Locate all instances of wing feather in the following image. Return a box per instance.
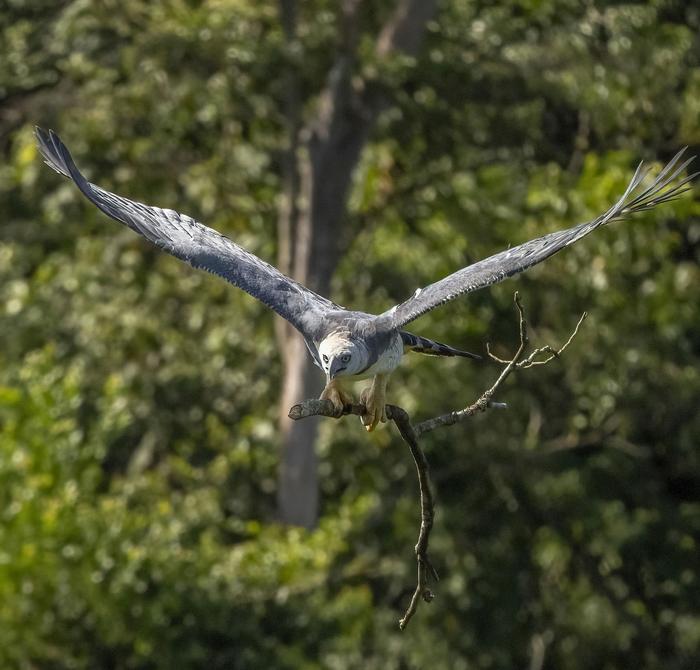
[380,150,696,329]
[36,128,339,337]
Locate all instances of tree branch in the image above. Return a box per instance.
[287,292,587,629]
[388,405,439,630]
[415,294,586,436]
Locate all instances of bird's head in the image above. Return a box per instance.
[318,333,366,380]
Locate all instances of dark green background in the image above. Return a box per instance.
[1,0,698,667]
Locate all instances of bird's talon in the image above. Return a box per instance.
[358,376,388,432]
[363,411,381,432]
[320,380,353,417]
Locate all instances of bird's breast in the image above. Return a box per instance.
[353,332,403,379]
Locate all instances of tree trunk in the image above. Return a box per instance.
[276,0,437,527]
[276,131,364,527]
[277,336,321,528]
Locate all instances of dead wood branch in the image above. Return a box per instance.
[287,292,587,629]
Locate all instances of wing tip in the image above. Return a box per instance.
[35,126,92,197]
[35,125,70,178]
[606,146,697,220]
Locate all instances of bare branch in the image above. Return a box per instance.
[288,398,364,420]
[287,292,587,629]
[288,400,439,629]
[518,311,587,369]
[388,406,439,630]
[415,292,529,436]
[486,307,587,369]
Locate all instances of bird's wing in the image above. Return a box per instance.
[379,150,696,329]
[36,128,339,338]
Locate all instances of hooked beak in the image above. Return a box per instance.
[328,358,347,380]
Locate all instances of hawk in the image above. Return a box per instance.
[36,128,695,430]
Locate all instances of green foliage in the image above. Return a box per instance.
[1,0,699,668]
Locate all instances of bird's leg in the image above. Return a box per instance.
[319,379,354,415]
[359,374,389,432]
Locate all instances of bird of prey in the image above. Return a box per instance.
[36,128,696,431]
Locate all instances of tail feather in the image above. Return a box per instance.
[400,331,481,360]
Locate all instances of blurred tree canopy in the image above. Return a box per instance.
[0,0,699,668]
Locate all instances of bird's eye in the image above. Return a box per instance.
[341,354,351,363]
[322,354,329,364]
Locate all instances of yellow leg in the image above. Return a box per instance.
[359,374,389,432]
[320,379,354,414]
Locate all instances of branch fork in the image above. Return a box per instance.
[288,292,587,630]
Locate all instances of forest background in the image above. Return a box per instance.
[1,0,699,668]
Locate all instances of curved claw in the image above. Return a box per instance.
[360,375,389,432]
[320,380,354,416]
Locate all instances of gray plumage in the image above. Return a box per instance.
[35,128,337,339]
[377,151,697,329]
[36,127,696,430]
[400,331,479,358]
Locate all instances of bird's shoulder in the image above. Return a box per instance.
[315,310,376,339]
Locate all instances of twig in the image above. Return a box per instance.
[288,399,439,629]
[415,292,538,436]
[287,291,587,630]
[486,306,587,370]
[518,311,587,369]
[287,398,364,420]
[387,406,439,630]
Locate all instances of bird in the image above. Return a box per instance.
[35,128,696,431]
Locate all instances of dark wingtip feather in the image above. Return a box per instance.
[35,127,94,202]
[35,126,70,177]
[611,149,697,218]
[455,349,482,360]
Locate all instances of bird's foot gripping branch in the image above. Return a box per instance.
[288,292,587,631]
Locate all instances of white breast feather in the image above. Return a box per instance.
[357,333,403,379]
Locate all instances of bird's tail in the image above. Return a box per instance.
[400,331,481,360]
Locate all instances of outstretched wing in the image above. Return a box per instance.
[36,128,340,338]
[379,150,696,329]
